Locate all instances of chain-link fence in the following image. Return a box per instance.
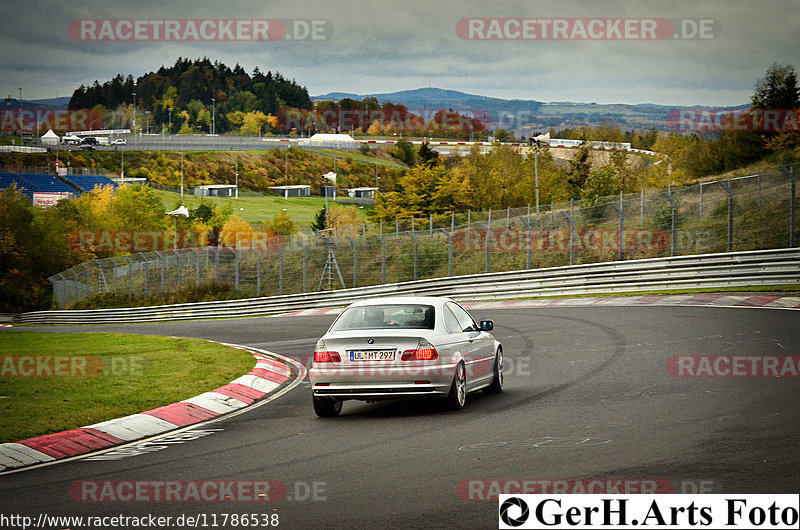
[49,163,799,308]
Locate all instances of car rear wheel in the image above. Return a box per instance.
[313,396,342,417]
[445,361,467,410]
[484,347,504,394]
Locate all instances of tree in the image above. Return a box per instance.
[311,207,327,231]
[417,141,439,166]
[751,63,800,110]
[263,210,297,236]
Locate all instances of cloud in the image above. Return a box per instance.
[3,0,798,106]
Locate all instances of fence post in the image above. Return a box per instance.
[371,234,386,284]
[279,247,284,295]
[256,252,261,296]
[779,165,796,247]
[521,217,532,269]
[82,263,92,299]
[214,248,219,284]
[429,214,433,236]
[718,180,734,252]
[195,249,200,288]
[560,212,575,265]
[486,209,492,273]
[125,255,134,297]
[435,228,453,277]
[403,232,419,281]
[174,250,182,286]
[143,257,149,297]
[609,194,624,261]
[346,236,358,288]
[662,192,678,256]
[234,249,239,291]
[699,182,705,218]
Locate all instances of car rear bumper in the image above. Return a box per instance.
[309,362,456,400]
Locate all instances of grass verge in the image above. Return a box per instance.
[0,332,256,443]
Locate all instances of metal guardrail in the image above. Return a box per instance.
[19,248,800,325]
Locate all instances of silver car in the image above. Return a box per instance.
[309,296,503,417]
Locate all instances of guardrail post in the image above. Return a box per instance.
[718,181,734,252]
[779,165,796,247]
[371,234,386,284]
[560,212,575,265]
[662,192,678,256]
[346,236,358,288]
[435,228,453,277]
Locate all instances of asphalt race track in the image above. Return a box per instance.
[2,305,799,529]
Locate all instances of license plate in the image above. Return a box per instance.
[349,350,396,361]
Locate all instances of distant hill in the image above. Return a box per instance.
[313,87,750,133]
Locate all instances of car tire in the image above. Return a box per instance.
[313,397,342,417]
[444,361,467,410]
[484,347,504,394]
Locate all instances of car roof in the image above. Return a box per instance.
[346,296,454,309]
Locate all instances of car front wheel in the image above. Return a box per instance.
[484,347,503,394]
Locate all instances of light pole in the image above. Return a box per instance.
[337,104,341,134]
[145,110,150,135]
[211,97,215,135]
[132,91,136,136]
[17,87,22,145]
[168,107,172,135]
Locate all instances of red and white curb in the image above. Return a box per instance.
[272,294,800,318]
[460,294,800,311]
[0,342,303,472]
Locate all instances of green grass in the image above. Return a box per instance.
[0,332,258,443]
[315,149,408,168]
[151,188,366,227]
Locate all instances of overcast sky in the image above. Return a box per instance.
[2,0,797,107]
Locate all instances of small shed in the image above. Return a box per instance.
[346,187,379,199]
[270,185,311,198]
[193,184,238,197]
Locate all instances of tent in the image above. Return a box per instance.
[40,129,60,146]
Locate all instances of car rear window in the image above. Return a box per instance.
[330,304,435,331]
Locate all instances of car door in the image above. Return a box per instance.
[446,302,494,390]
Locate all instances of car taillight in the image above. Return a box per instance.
[401,338,439,361]
[313,339,340,363]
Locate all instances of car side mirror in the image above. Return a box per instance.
[480,320,493,331]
